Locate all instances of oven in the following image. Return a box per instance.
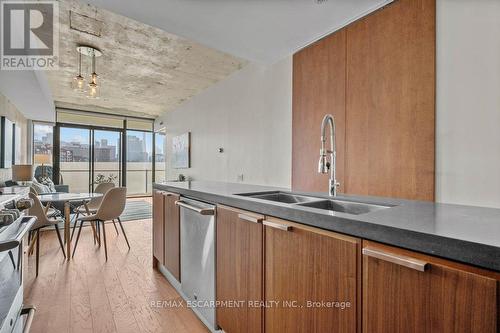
[0,211,36,333]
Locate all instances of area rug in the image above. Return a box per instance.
[55,200,152,232]
[119,199,152,222]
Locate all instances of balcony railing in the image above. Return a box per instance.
[57,162,165,196]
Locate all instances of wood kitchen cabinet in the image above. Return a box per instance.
[264,217,360,333]
[164,191,180,281]
[152,190,165,267]
[362,241,498,333]
[216,205,264,333]
[152,190,181,281]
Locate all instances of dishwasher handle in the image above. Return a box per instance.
[175,200,215,216]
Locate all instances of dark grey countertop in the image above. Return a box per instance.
[154,181,500,272]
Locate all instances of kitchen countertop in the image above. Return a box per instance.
[154,181,500,272]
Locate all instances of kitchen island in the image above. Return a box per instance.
[153,181,499,333]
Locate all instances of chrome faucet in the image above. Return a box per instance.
[318,114,340,196]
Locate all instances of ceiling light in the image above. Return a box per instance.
[87,53,100,99]
[72,53,86,92]
[74,45,103,99]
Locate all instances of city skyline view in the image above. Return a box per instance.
[34,126,165,163]
[33,124,166,195]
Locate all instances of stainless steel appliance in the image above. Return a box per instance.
[0,199,36,333]
[176,198,217,332]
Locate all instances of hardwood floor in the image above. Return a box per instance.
[24,218,209,333]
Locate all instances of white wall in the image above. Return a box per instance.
[159,57,292,187]
[0,93,29,184]
[436,0,500,208]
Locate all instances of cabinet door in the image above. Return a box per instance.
[164,192,180,281]
[264,217,360,333]
[152,190,165,266]
[216,205,264,333]
[362,241,498,333]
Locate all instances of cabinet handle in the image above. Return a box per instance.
[20,305,36,333]
[263,220,292,231]
[362,247,428,272]
[164,193,174,197]
[238,214,263,224]
[175,200,215,216]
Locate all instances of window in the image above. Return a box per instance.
[33,123,54,179]
[126,130,153,195]
[155,132,166,183]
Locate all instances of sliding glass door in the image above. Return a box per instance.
[93,130,122,190]
[53,116,157,196]
[59,127,91,193]
[154,131,166,183]
[126,130,152,195]
[56,125,122,193]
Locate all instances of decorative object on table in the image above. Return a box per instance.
[172,132,190,169]
[15,198,33,211]
[0,117,14,168]
[178,174,186,181]
[93,173,118,185]
[12,164,33,186]
[4,180,18,187]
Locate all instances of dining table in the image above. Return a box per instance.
[37,192,103,260]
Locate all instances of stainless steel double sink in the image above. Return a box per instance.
[237,191,393,215]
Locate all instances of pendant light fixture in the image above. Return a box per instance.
[72,52,86,92]
[87,51,100,99]
[74,45,103,99]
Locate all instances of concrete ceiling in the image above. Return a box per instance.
[83,0,393,64]
[46,0,247,118]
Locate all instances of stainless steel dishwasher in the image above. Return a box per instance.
[175,197,217,332]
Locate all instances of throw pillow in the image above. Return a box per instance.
[31,180,51,194]
[39,176,56,192]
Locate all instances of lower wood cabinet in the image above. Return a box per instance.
[164,192,180,282]
[210,203,499,333]
[152,190,181,282]
[216,205,264,333]
[264,217,360,333]
[152,190,165,266]
[362,241,498,333]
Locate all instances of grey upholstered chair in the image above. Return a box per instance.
[72,187,129,261]
[28,192,66,276]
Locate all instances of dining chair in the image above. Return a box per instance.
[27,192,66,276]
[70,182,116,241]
[72,187,129,261]
[29,187,60,218]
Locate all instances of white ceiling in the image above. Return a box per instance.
[83,0,393,64]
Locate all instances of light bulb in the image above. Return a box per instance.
[87,73,100,99]
[72,74,86,92]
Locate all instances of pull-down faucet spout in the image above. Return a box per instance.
[318,114,340,196]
